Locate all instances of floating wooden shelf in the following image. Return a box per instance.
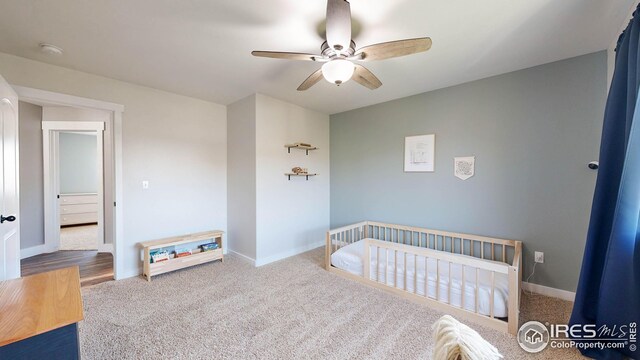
[285,143,318,155]
[285,173,317,180]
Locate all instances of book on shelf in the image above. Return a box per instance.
[175,248,192,258]
[150,250,170,263]
[200,242,219,252]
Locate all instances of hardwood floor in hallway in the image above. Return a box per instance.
[21,251,114,287]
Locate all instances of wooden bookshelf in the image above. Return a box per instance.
[139,230,224,281]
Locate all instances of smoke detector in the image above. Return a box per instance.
[39,43,63,55]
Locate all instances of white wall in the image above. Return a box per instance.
[0,52,227,278]
[255,94,330,265]
[226,94,330,265]
[227,94,257,260]
[18,101,44,250]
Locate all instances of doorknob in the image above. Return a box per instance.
[0,215,16,223]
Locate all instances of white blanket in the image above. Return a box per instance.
[330,239,510,317]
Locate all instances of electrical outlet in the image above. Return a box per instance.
[142,180,149,190]
[534,251,544,264]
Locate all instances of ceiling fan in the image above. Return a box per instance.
[251,0,432,91]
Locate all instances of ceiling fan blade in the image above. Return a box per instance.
[297,69,324,91]
[251,51,319,61]
[355,37,432,61]
[352,64,382,90]
[326,0,352,52]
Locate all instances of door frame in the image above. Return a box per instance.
[43,122,105,252]
[14,86,126,280]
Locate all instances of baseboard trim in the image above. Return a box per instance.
[227,249,256,265]
[97,243,114,253]
[523,282,575,302]
[20,244,53,259]
[255,241,324,267]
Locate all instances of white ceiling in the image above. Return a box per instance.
[0,0,635,114]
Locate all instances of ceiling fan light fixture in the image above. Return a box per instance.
[321,59,355,85]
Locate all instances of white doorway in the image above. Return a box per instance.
[0,75,20,281]
[15,86,125,280]
[43,123,105,252]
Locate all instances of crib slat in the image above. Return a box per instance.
[376,247,380,282]
[475,268,479,313]
[386,247,389,285]
[448,262,452,304]
[393,250,397,288]
[436,259,440,301]
[404,252,407,291]
[461,265,466,310]
[424,256,429,298]
[490,271,495,319]
[414,254,417,294]
[492,242,495,261]
[364,243,370,280]
[502,244,506,263]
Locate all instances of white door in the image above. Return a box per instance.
[0,75,20,281]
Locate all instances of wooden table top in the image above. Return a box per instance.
[0,267,84,347]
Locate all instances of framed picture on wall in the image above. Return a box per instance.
[404,134,435,172]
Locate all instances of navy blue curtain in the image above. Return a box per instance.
[569,5,640,360]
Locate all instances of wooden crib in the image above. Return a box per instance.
[326,221,522,335]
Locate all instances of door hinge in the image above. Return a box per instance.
[114,202,117,207]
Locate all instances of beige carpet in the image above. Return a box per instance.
[60,224,98,250]
[80,248,584,359]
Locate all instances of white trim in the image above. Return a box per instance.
[43,121,104,131]
[14,85,125,280]
[42,122,105,253]
[254,241,325,267]
[522,282,575,302]
[20,244,51,259]
[227,249,256,265]
[113,111,124,279]
[97,243,114,253]
[13,85,124,112]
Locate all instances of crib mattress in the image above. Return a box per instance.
[330,239,510,317]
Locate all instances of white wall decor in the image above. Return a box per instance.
[404,134,435,172]
[454,156,475,180]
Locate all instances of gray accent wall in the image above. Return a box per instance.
[330,51,607,292]
[18,101,44,249]
[59,132,98,194]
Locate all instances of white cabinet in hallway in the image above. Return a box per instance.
[59,193,98,226]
